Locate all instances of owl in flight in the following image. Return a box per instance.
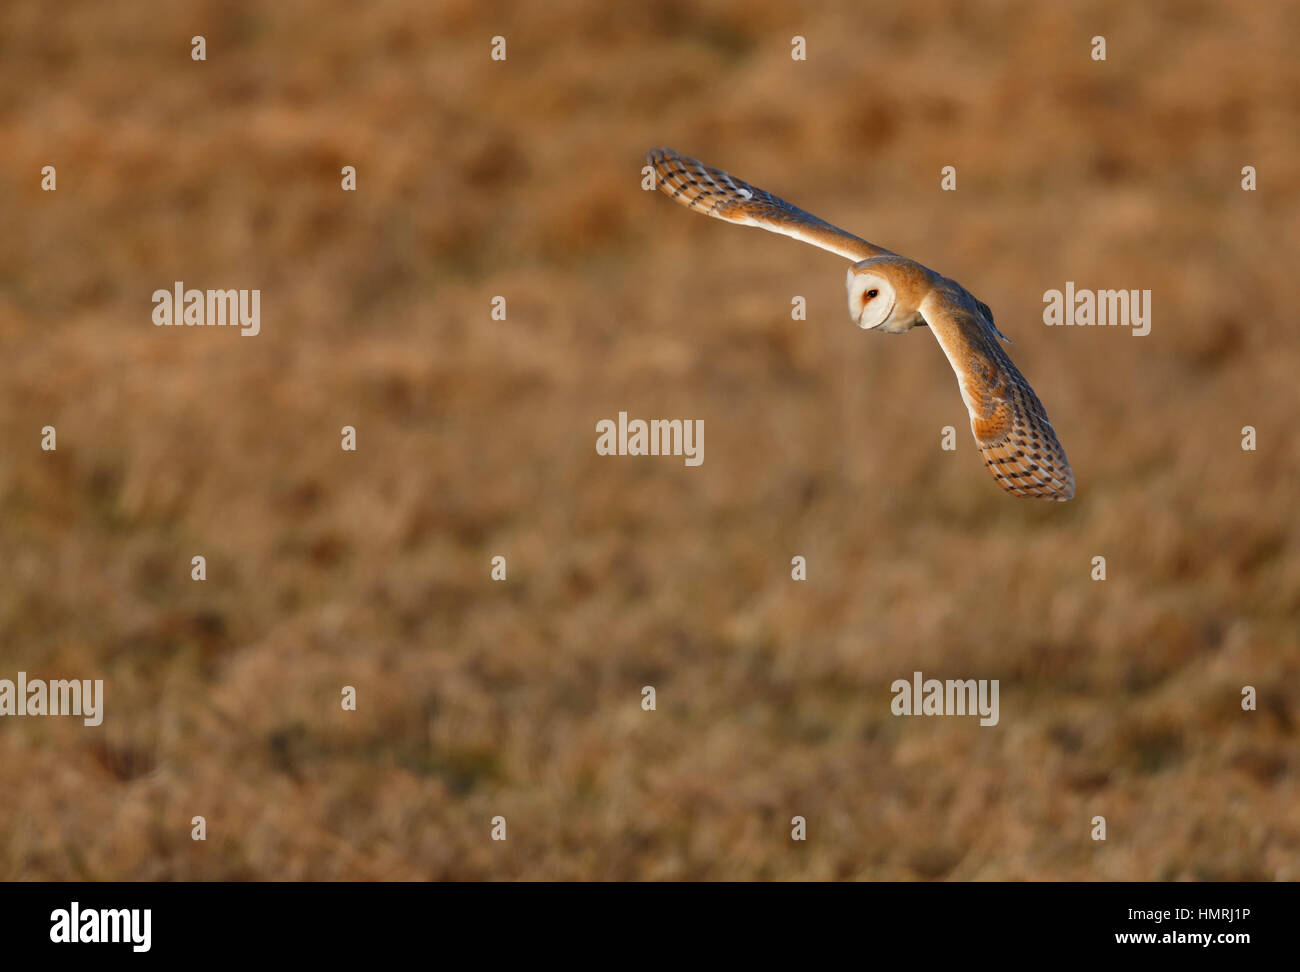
[646,148,1075,501]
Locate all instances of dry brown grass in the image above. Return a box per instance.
[0,0,1297,880]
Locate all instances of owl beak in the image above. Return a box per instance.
[847,270,876,328]
[847,274,866,327]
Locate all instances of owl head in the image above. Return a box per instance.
[846,257,932,334]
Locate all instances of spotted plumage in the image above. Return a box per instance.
[647,147,1074,501]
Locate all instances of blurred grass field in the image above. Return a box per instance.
[0,0,1297,879]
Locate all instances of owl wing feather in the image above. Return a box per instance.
[647,148,892,263]
[921,286,1075,500]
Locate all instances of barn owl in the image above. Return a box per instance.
[646,148,1075,501]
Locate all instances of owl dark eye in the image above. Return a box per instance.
[866,289,879,299]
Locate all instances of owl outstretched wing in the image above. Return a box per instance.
[921,287,1075,500]
[646,148,892,263]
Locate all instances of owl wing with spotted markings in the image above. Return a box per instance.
[646,148,894,263]
[921,286,1075,500]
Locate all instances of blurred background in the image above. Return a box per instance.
[1,0,1297,879]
